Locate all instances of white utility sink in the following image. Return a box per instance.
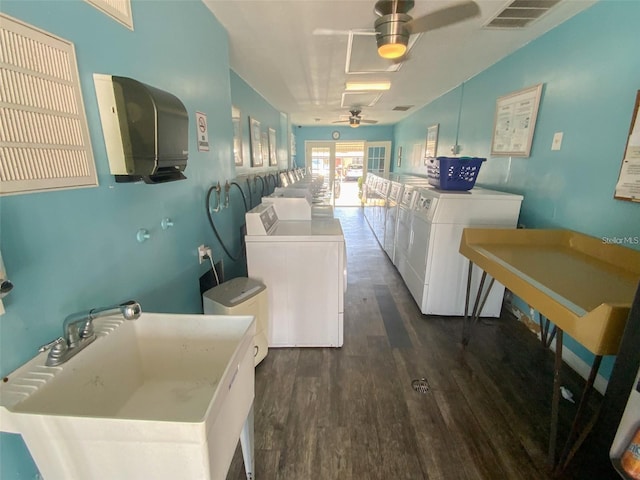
[0,313,256,480]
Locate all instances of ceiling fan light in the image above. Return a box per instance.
[349,123,360,128]
[375,13,411,60]
[378,42,407,59]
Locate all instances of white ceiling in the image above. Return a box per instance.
[203,0,595,126]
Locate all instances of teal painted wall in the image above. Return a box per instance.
[0,1,263,477]
[292,125,395,168]
[393,0,640,380]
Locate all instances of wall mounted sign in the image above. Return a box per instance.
[232,106,243,166]
[268,128,277,166]
[424,123,439,164]
[614,90,640,202]
[249,116,263,167]
[261,131,269,168]
[196,111,209,152]
[491,83,543,157]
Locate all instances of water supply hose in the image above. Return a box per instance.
[206,184,241,262]
[229,181,249,212]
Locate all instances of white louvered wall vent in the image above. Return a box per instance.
[0,14,98,196]
[84,0,134,30]
[484,0,562,29]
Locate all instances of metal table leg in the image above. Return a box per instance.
[240,402,255,480]
[462,260,495,346]
[555,355,603,475]
[548,328,564,466]
[538,314,557,348]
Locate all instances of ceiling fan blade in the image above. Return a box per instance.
[361,119,378,124]
[312,28,352,36]
[332,120,349,124]
[405,1,480,34]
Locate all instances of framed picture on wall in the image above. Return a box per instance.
[424,124,439,165]
[490,83,543,157]
[268,127,277,166]
[261,131,269,168]
[249,116,263,167]
[232,106,243,166]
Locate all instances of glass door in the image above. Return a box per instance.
[335,141,365,207]
[364,141,392,178]
[305,141,336,204]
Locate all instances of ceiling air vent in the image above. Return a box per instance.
[393,106,413,111]
[484,0,562,29]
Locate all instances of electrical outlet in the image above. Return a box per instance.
[198,245,208,264]
[551,132,563,151]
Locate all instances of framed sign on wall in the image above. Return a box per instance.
[614,90,640,202]
[491,83,543,157]
[232,106,243,166]
[268,127,277,166]
[249,116,263,167]
[424,124,439,165]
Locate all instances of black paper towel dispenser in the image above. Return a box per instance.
[94,74,189,184]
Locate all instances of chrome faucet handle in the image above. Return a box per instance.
[38,337,66,352]
[38,337,68,366]
[79,320,94,339]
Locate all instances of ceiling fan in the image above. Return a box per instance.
[314,1,480,61]
[374,0,480,59]
[333,109,378,128]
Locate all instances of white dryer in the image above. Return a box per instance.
[404,187,523,317]
[245,204,346,347]
[382,180,404,262]
[394,184,418,277]
[371,177,391,245]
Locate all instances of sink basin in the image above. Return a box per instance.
[0,313,256,480]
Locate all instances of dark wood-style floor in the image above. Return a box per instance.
[227,207,608,480]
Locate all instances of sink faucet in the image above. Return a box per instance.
[39,301,141,366]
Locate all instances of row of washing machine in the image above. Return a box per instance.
[363,173,523,317]
[244,170,346,348]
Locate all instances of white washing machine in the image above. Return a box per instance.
[362,173,376,205]
[363,174,380,225]
[404,186,523,317]
[203,277,269,366]
[394,184,418,277]
[370,176,391,245]
[262,191,333,220]
[245,204,346,347]
[382,180,404,262]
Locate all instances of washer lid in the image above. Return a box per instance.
[203,277,266,307]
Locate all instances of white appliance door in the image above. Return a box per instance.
[247,240,342,347]
[384,205,398,260]
[395,206,412,269]
[404,215,431,305]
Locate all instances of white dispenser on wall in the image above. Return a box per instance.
[203,277,269,366]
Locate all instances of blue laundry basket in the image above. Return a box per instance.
[427,156,485,191]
